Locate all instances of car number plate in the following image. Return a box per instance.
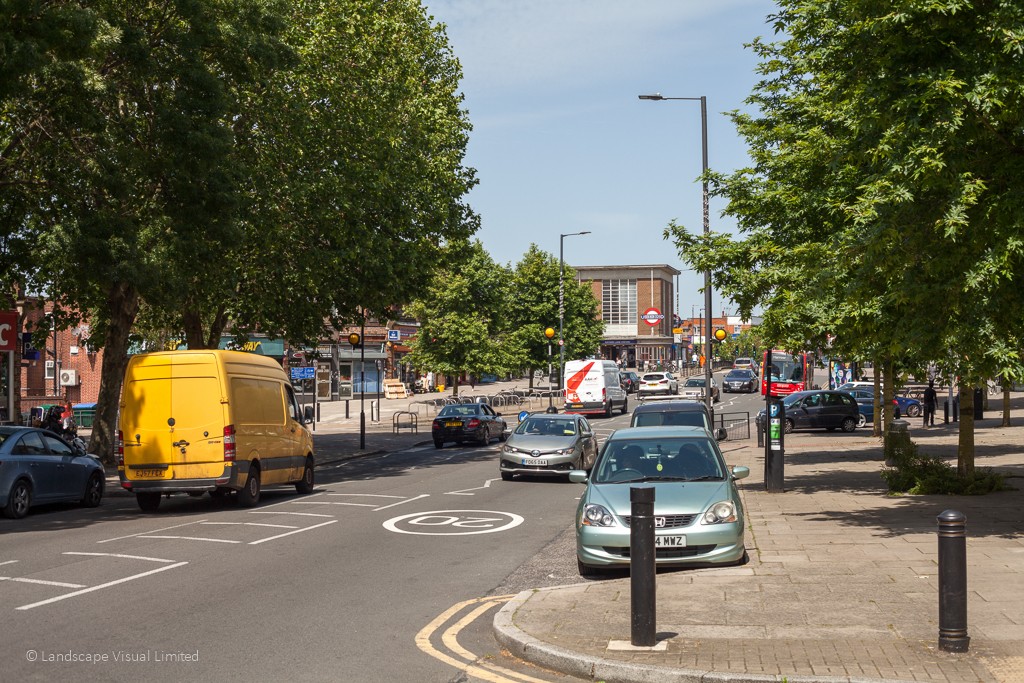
[445,421,462,427]
[135,469,165,478]
[654,535,686,547]
[525,459,548,466]
[568,403,583,409]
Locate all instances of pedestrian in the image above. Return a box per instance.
[923,380,937,427]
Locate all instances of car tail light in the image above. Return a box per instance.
[116,430,124,467]
[223,425,236,462]
[432,420,440,430]
[467,418,480,429]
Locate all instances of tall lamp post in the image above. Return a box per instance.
[559,231,591,387]
[544,327,557,413]
[639,93,713,416]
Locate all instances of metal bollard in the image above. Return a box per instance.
[757,418,764,448]
[630,485,656,647]
[937,510,970,652]
[346,400,350,419]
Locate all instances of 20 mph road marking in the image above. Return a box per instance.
[383,510,524,536]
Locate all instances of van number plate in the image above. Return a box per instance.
[135,469,165,478]
[654,536,686,547]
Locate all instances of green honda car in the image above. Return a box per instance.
[570,426,749,577]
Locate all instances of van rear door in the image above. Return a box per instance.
[120,354,226,482]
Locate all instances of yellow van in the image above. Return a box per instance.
[117,350,315,512]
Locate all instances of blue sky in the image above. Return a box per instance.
[422,0,780,318]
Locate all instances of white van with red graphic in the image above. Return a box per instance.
[563,359,629,417]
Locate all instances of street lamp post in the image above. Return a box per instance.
[348,328,364,450]
[639,93,713,416]
[559,231,591,390]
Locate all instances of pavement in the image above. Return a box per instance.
[100,377,1024,682]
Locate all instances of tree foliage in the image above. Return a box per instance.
[665,0,1024,475]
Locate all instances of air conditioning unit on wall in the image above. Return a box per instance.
[59,369,79,386]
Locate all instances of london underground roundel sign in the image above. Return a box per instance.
[640,308,664,326]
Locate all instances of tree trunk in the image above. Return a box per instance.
[1002,385,1011,428]
[882,358,895,434]
[872,360,882,437]
[89,282,140,465]
[957,387,975,479]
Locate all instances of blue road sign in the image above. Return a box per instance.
[291,366,315,380]
[387,330,400,342]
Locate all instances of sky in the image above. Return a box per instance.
[421,0,781,320]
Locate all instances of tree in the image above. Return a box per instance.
[404,241,515,396]
[504,245,604,385]
[667,0,1024,478]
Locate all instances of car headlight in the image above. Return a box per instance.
[502,445,518,454]
[553,445,577,455]
[581,504,616,527]
[702,501,737,524]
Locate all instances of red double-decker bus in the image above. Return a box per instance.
[761,350,813,396]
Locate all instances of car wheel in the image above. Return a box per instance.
[621,397,628,415]
[237,465,261,507]
[296,457,315,494]
[604,401,613,418]
[498,429,508,442]
[841,416,857,432]
[907,404,921,418]
[434,439,444,449]
[577,558,609,579]
[136,492,161,513]
[3,480,32,519]
[857,413,867,428]
[479,429,490,446]
[81,472,103,508]
[784,418,794,434]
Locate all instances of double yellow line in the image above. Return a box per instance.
[416,595,554,683]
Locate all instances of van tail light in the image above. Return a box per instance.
[467,418,481,429]
[223,425,236,462]
[116,430,124,467]
[602,388,607,400]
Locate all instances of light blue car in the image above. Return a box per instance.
[569,426,749,577]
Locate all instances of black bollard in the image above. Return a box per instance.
[937,510,970,652]
[630,485,656,647]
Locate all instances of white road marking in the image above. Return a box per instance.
[383,510,524,536]
[248,511,334,518]
[248,520,338,545]
[291,501,376,507]
[1,577,87,589]
[325,493,406,498]
[373,494,429,511]
[98,520,205,544]
[0,560,18,567]
[17,562,189,611]
[446,479,501,496]
[197,528,299,532]
[63,552,177,564]
[252,492,325,509]
[138,535,241,544]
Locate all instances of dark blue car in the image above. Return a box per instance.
[1,426,104,519]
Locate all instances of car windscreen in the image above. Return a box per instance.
[593,438,723,483]
[684,378,704,386]
[725,371,751,379]
[515,417,576,435]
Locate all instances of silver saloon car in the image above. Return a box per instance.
[570,426,749,576]
[499,413,598,481]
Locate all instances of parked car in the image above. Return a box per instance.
[842,387,919,418]
[755,389,860,433]
[570,426,749,576]
[637,372,679,397]
[1,426,105,519]
[629,401,725,441]
[619,371,641,394]
[499,413,598,481]
[722,368,758,393]
[432,403,508,448]
[679,376,720,403]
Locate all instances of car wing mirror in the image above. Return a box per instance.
[568,470,589,484]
